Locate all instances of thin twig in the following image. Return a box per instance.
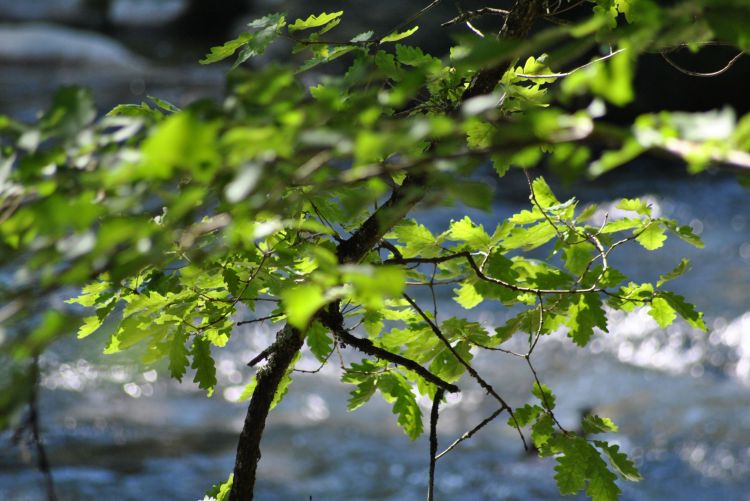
[516,48,626,79]
[661,50,744,77]
[309,200,345,241]
[442,7,509,27]
[380,0,442,42]
[548,0,588,16]
[402,293,527,449]
[387,252,603,295]
[30,356,57,501]
[527,293,546,355]
[406,278,465,286]
[427,388,444,501]
[294,345,336,374]
[430,264,439,321]
[525,356,567,433]
[436,407,505,460]
[237,313,283,327]
[203,253,269,329]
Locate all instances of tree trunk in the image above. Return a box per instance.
[228,326,303,501]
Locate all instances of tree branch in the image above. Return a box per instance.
[231,3,556,496]
[402,293,527,449]
[427,388,444,501]
[229,325,304,501]
[318,307,459,393]
[30,356,57,501]
[231,171,433,499]
[435,407,505,460]
[462,0,545,100]
[442,7,509,27]
[337,173,428,263]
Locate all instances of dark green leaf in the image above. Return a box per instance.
[191,336,217,397]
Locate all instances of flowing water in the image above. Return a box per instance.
[1,9,750,501]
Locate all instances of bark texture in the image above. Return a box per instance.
[228,326,303,501]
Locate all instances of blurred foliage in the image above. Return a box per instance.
[1,1,749,499]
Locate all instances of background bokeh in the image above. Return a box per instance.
[2,2,750,499]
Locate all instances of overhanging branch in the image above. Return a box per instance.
[318,307,460,393]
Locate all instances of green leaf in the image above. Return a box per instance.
[238,377,258,402]
[391,219,441,257]
[77,315,104,339]
[454,282,484,309]
[532,382,557,410]
[351,31,374,43]
[395,44,439,67]
[200,32,253,64]
[148,95,180,113]
[307,321,333,362]
[648,296,677,328]
[553,435,621,500]
[530,176,560,209]
[288,11,343,32]
[494,310,538,342]
[587,467,621,501]
[104,316,151,354]
[441,317,491,345]
[270,352,300,410]
[41,86,96,140]
[660,291,707,331]
[168,328,190,382]
[657,258,690,287]
[617,198,651,216]
[502,221,558,251]
[511,404,542,427]
[66,281,111,307]
[377,373,423,439]
[348,377,377,411]
[140,112,220,179]
[429,340,472,383]
[446,181,493,210]
[204,327,231,348]
[663,220,704,248]
[589,139,645,176]
[281,283,329,329]
[554,438,588,494]
[191,336,217,397]
[599,218,643,234]
[380,26,419,43]
[567,293,608,346]
[374,51,403,80]
[595,440,643,482]
[205,473,234,501]
[531,413,555,448]
[200,14,285,67]
[582,415,619,434]
[636,223,666,250]
[491,153,511,177]
[343,265,405,310]
[563,242,596,276]
[362,310,384,337]
[447,216,491,248]
[465,120,493,149]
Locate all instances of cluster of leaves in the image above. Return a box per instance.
[1,1,749,499]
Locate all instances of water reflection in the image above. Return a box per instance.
[2,8,750,499]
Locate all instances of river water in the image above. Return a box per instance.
[1,12,750,501]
